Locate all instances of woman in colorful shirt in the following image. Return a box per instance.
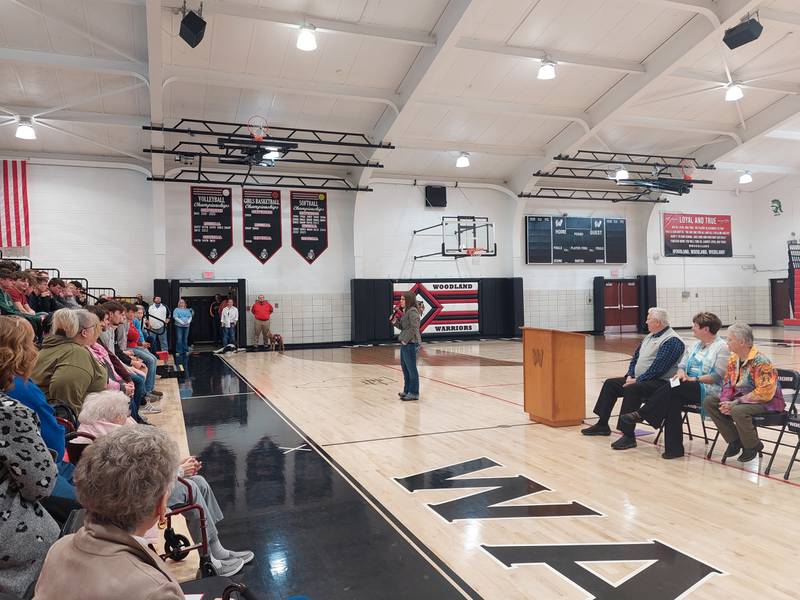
[703,322,783,462]
[622,312,729,459]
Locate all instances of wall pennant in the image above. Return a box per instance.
[242,188,282,263]
[290,190,328,264]
[190,186,233,264]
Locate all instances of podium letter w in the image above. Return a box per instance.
[395,458,600,522]
[531,348,544,367]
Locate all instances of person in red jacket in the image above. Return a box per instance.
[251,294,274,350]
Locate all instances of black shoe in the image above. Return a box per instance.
[611,435,637,450]
[401,394,419,401]
[737,442,764,462]
[581,423,611,436]
[662,450,685,459]
[723,440,742,458]
[398,392,407,398]
[620,411,644,425]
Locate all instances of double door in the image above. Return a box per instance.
[603,279,639,333]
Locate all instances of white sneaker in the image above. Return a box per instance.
[210,555,244,577]
[213,347,226,354]
[222,549,254,564]
[141,404,162,414]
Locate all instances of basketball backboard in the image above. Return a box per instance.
[442,216,496,257]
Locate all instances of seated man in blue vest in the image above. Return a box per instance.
[582,307,685,450]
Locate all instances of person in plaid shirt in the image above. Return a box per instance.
[703,322,783,462]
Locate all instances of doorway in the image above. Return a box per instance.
[603,279,639,334]
[770,278,791,325]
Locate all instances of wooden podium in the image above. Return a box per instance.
[522,327,585,427]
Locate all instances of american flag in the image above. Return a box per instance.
[1,160,30,247]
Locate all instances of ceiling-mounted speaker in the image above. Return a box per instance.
[723,18,763,50]
[425,185,447,207]
[180,10,207,48]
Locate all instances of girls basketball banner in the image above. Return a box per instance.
[393,281,479,336]
[663,212,732,257]
[291,191,328,264]
[190,186,233,263]
[242,188,282,263]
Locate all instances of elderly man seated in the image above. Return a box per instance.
[582,307,685,450]
[703,322,784,462]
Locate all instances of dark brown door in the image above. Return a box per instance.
[771,278,791,325]
[604,281,622,333]
[620,280,639,332]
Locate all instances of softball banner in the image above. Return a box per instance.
[393,281,479,336]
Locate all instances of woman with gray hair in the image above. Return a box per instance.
[33,426,184,599]
[74,391,253,577]
[30,308,108,415]
[703,322,784,462]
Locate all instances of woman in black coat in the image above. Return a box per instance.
[391,291,422,401]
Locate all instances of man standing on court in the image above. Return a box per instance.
[217,298,240,352]
[251,294,274,350]
[581,307,685,450]
[147,296,170,352]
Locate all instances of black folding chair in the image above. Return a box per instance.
[786,413,800,480]
[653,402,710,445]
[706,368,800,474]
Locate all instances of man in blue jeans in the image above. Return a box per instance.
[147,296,170,352]
[215,298,241,353]
[128,304,158,396]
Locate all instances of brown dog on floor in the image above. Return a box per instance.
[268,333,285,352]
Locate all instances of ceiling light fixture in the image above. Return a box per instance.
[15,117,36,140]
[725,83,744,102]
[297,25,317,51]
[537,59,557,80]
[263,147,281,161]
[614,167,629,181]
[738,171,752,184]
[456,152,470,168]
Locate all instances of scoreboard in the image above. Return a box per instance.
[526,216,627,264]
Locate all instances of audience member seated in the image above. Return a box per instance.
[31,308,108,415]
[83,305,147,424]
[703,322,784,462]
[0,317,59,599]
[621,312,729,459]
[0,270,46,335]
[582,307,685,450]
[126,303,159,398]
[33,426,185,600]
[75,391,253,577]
[28,274,55,313]
[46,278,73,310]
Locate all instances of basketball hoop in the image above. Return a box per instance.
[679,159,695,182]
[247,115,269,142]
[464,247,486,265]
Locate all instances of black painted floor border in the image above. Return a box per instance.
[217,355,484,600]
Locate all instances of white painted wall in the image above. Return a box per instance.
[749,175,800,286]
[354,183,515,279]
[25,164,155,296]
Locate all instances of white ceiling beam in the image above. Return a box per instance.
[0,48,148,82]
[508,0,762,193]
[1,106,148,127]
[715,161,799,174]
[162,65,401,112]
[414,95,589,127]
[8,0,142,63]
[455,38,646,74]
[35,121,147,164]
[632,0,721,24]
[614,115,742,143]
[0,151,151,174]
[672,67,800,95]
[759,8,800,27]
[392,137,544,157]
[764,129,800,141]
[161,0,435,47]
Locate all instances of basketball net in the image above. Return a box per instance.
[247,115,269,142]
[678,159,695,181]
[465,247,486,266]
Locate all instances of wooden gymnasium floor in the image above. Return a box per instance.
[178,326,799,599]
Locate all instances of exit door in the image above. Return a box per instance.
[603,280,639,334]
[770,278,791,325]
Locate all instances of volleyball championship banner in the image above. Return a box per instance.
[663,212,732,257]
[190,186,232,263]
[242,188,282,263]
[393,281,479,336]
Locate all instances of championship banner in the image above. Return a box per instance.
[242,188,282,263]
[190,186,232,263]
[393,281,479,336]
[290,190,328,264]
[663,212,732,257]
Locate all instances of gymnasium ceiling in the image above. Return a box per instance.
[1,0,799,193]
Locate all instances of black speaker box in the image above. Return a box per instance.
[425,185,447,207]
[723,18,763,50]
[180,11,207,48]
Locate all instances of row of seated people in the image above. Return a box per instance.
[582,308,785,461]
[0,315,252,599]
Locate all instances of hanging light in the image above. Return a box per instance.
[537,59,557,80]
[725,83,743,102]
[456,152,470,168]
[296,25,317,51]
[15,117,36,140]
[738,171,752,184]
[263,147,281,160]
[614,167,629,181]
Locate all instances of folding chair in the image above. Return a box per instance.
[786,413,800,480]
[706,368,800,474]
[653,402,710,445]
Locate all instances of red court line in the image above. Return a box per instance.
[383,364,524,407]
